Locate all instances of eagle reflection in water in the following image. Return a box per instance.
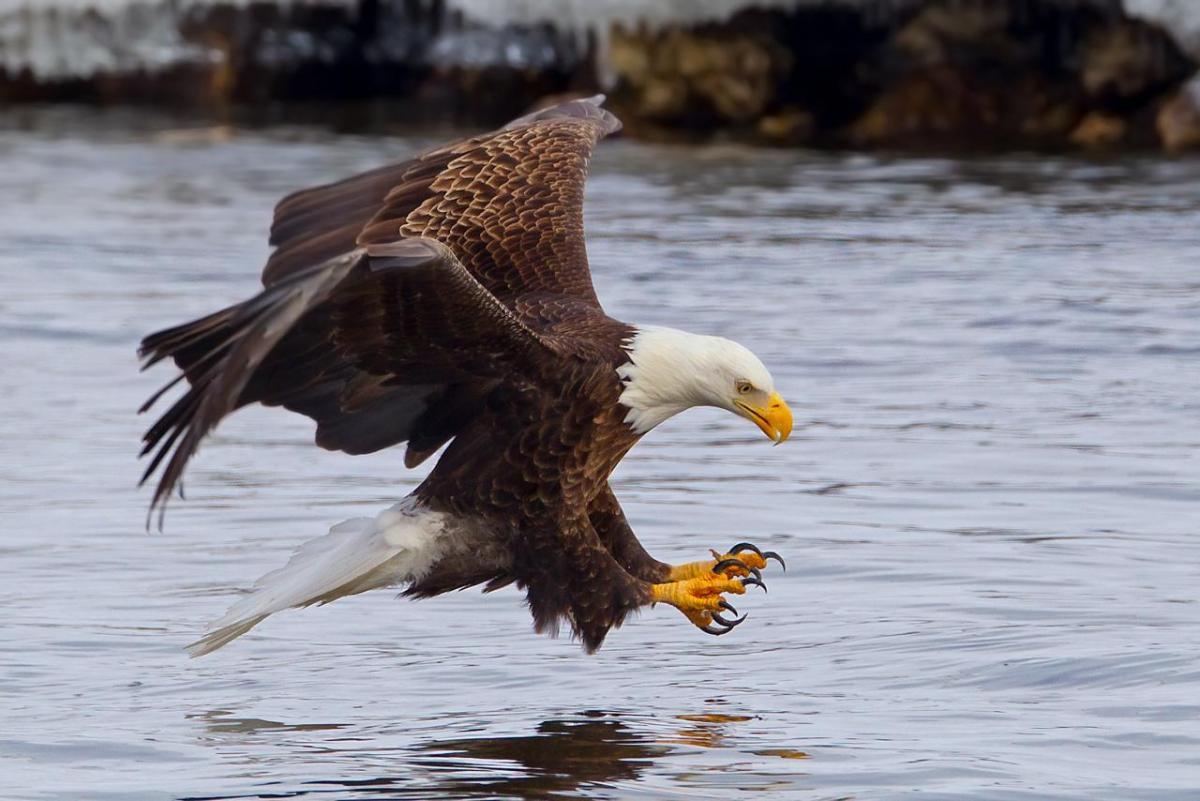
[410,715,669,798]
[184,709,798,799]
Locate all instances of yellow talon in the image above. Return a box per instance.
[650,575,749,635]
[667,549,769,582]
[651,575,746,608]
[652,543,783,635]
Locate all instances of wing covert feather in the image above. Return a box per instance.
[266,96,621,313]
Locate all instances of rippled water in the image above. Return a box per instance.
[2,106,1199,800]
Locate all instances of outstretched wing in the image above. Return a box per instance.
[264,95,621,309]
[139,97,623,516]
[139,238,556,516]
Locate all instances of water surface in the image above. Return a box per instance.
[1,107,1198,800]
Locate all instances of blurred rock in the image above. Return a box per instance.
[1070,110,1128,146]
[611,25,787,126]
[0,0,1196,150]
[757,107,815,144]
[848,69,972,146]
[1079,16,1192,104]
[1156,76,1200,151]
[845,0,1191,148]
[889,4,1022,68]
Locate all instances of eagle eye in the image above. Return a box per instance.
[736,380,754,395]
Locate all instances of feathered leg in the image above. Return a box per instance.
[588,488,672,582]
[517,514,652,653]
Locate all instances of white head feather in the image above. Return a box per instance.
[616,326,777,435]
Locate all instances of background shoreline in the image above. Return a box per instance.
[3,0,1200,151]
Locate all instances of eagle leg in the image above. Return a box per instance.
[665,541,785,588]
[648,574,753,634]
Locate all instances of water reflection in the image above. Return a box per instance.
[191,710,349,735]
[184,712,671,800]
[668,712,752,748]
[180,711,815,800]
[410,714,669,798]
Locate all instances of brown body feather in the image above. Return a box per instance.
[139,97,664,651]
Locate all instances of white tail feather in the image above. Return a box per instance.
[187,499,447,657]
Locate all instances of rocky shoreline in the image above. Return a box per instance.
[2,0,1198,150]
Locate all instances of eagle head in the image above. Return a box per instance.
[617,326,793,443]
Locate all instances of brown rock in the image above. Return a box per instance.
[1070,111,1127,148]
[757,108,814,144]
[844,0,1193,149]
[610,24,786,125]
[1020,93,1084,140]
[639,77,689,120]
[1079,19,1193,105]
[847,68,992,146]
[891,4,1018,67]
[845,3,1063,148]
[1157,79,1200,152]
[608,26,651,83]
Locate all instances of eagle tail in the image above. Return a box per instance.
[187,499,446,657]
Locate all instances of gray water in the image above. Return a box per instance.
[1,106,1198,801]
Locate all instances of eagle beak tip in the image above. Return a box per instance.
[738,392,792,445]
[768,392,792,445]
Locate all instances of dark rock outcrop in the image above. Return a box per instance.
[608,0,1194,149]
[0,0,1195,150]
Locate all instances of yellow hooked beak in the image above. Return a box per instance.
[736,391,793,444]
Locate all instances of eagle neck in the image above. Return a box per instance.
[615,326,715,435]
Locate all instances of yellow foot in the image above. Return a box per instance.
[666,541,786,586]
[650,574,751,636]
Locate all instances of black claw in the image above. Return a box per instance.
[749,566,764,582]
[712,557,749,576]
[705,609,744,628]
[741,576,767,593]
[729,541,786,572]
[711,611,739,628]
[700,601,749,635]
[728,541,764,558]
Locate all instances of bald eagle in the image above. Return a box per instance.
[139,96,792,656]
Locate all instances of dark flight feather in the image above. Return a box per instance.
[139,238,559,514]
[140,98,620,513]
